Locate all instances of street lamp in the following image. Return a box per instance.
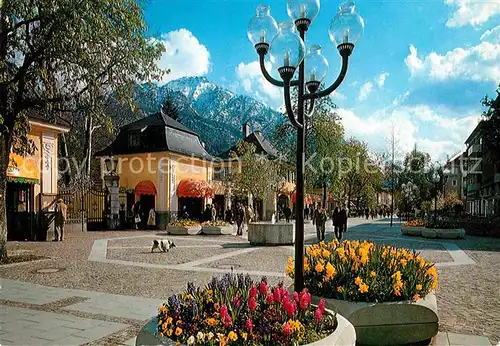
[431,170,440,224]
[248,0,364,292]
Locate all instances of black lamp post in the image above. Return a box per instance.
[248,0,364,292]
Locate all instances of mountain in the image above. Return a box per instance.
[133,77,283,155]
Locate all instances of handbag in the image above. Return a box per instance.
[135,215,141,223]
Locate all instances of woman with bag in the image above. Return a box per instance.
[133,201,141,230]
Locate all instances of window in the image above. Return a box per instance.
[128,133,140,147]
[452,180,457,187]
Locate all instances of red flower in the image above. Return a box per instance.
[315,307,323,321]
[259,281,267,296]
[248,297,257,311]
[318,298,326,313]
[273,287,282,303]
[246,318,254,332]
[281,288,290,302]
[266,292,274,304]
[249,285,258,299]
[299,290,311,310]
[283,322,291,335]
[220,305,229,318]
[283,299,296,317]
[224,315,232,327]
[293,291,299,303]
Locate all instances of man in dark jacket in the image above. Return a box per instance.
[235,203,245,235]
[340,204,348,237]
[283,206,292,223]
[332,204,341,241]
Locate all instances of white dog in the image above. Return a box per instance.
[151,239,176,253]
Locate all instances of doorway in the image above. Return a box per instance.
[178,197,203,221]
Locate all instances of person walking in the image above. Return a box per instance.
[133,201,141,229]
[246,204,254,230]
[236,203,246,236]
[283,205,291,223]
[314,203,326,242]
[340,204,348,236]
[147,207,156,230]
[211,204,217,221]
[332,204,342,241]
[203,205,211,223]
[54,198,67,241]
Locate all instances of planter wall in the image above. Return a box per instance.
[248,222,294,245]
[312,293,438,345]
[167,225,201,236]
[201,225,233,235]
[135,311,356,346]
[401,226,465,239]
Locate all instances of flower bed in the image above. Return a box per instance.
[168,220,201,236]
[402,219,465,239]
[201,221,233,235]
[286,240,439,344]
[137,274,356,345]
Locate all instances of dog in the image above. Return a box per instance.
[151,239,176,253]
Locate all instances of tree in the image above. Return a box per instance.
[230,140,286,219]
[161,95,179,121]
[274,89,344,192]
[0,0,165,261]
[481,85,500,164]
[401,147,432,208]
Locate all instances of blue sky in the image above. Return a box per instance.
[143,0,500,162]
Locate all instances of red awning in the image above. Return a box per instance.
[177,179,214,198]
[135,181,157,196]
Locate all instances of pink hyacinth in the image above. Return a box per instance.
[282,288,290,302]
[248,297,257,311]
[266,292,274,304]
[259,281,267,296]
[246,318,254,332]
[315,307,323,321]
[283,322,291,336]
[293,291,299,303]
[273,287,282,303]
[220,305,229,318]
[224,315,232,327]
[249,285,258,299]
[299,291,311,310]
[283,299,296,317]
[318,298,326,313]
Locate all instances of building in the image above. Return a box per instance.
[6,117,70,240]
[464,122,500,216]
[444,151,466,201]
[95,112,214,221]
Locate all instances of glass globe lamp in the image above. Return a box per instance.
[287,0,320,23]
[247,5,279,46]
[305,44,328,83]
[328,2,364,47]
[269,21,305,70]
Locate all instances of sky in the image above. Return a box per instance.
[143,0,500,162]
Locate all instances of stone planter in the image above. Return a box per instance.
[166,225,201,236]
[135,310,356,346]
[401,226,465,239]
[201,225,233,235]
[312,293,438,345]
[248,222,294,245]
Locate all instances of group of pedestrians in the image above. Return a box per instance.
[313,203,348,242]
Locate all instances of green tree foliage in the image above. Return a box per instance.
[400,148,432,208]
[0,0,165,261]
[481,85,500,164]
[161,96,179,121]
[230,140,286,206]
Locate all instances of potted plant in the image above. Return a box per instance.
[286,240,439,345]
[201,220,233,235]
[167,219,201,235]
[135,274,356,345]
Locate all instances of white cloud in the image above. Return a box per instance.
[376,73,389,87]
[392,91,410,106]
[404,41,500,82]
[480,24,500,43]
[358,82,373,101]
[235,60,282,107]
[337,105,480,162]
[155,29,210,83]
[445,0,500,28]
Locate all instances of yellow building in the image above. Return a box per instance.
[6,117,70,240]
[96,112,215,221]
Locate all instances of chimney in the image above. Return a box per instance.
[243,121,251,138]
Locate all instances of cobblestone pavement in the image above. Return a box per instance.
[1,218,498,345]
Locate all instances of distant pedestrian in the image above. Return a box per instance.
[236,204,245,235]
[211,204,217,221]
[133,201,141,229]
[304,206,309,220]
[147,208,156,229]
[340,204,348,235]
[225,208,233,223]
[332,204,342,241]
[54,198,67,241]
[283,206,291,223]
[246,204,254,229]
[203,205,211,222]
[314,203,326,242]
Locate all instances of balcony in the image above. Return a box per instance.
[467,144,482,156]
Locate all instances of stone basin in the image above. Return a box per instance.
[166,225,201,236]
[247,221,294,245]
[200,225,233,235]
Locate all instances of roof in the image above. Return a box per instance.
[464,121,485,144]
[95,112,213,160]
[28,116,71,133]
[218,130,280,160]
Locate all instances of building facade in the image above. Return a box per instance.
[6,118,70,240]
